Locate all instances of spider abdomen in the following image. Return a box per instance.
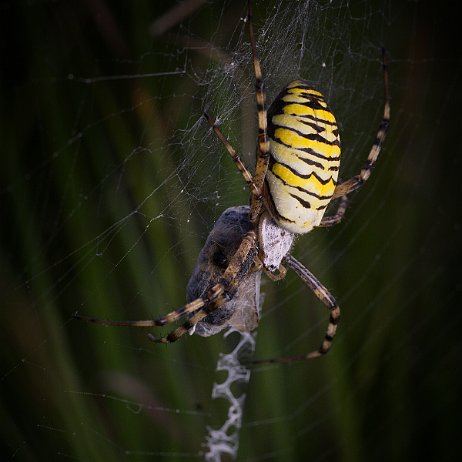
[266,80,341,234]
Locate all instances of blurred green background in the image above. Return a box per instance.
[1,0,460,461]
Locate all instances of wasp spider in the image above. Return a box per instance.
[75,0,390,364]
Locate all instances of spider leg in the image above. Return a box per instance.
[252,255,340,365]
[203,112,274,222]
[73,296,209,328]
[148,292,228,344]
[76,230,258,342]
[247,0,270,223]
[150,229,259,343]
[203,112,262,198]
[332,48,390,199]
[75,282,225,343]
[202,1,270,223]
[318,195,348,227]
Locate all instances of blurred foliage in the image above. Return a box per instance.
[0,1,460,461]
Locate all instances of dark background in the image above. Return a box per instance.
[1,0,461,461]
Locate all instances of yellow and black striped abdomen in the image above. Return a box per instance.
[266,80,340,234]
